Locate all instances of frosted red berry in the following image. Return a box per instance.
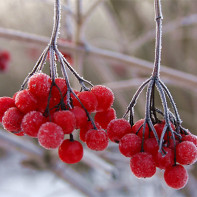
[53,110,76,134]
[58,139,83,164]
[2,107,24,132]
[28,73,52,97]
[95,108,116,129]
[164,165,188,189]
[176,141,197,165]
[132,119,149,139]
[0,97,15,122]
[15,89,38,113]
[130,152,156,178]
[38,122,64,149]
[21,111,46,137]
[182,134,197,147]
[86,129,108,151]
[107,118,132,143]
[91,85,114,112]
[119,133,142,157]
[144,138,159,155]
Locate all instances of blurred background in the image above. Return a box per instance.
[0,0,197,196]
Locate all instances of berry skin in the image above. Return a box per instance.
[155,147,174,169]
[132,119,149,139]
[182,134,197,147]
[130,152,156,178]
[15,89,38,113]
[95,108,116,129]
[58,139,83,164]
[21,111,46,137]
[73,91,98,113]
[0,51,10,72]
[176,141,197,165]
[107,118,132,143]
[28,73,52,97]
[38,122,64,149]
[2,107,24,132]
[80,122,101,142]
[119,134,142,157]
[91,85,114,112]
[144,138,159,155]
[86,129,108,151]
[164,165,188,189]
[53,111,76,134]
[0,97,15,122]
[70,106,87,129]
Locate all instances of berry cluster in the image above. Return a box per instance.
[0,72,115,164]
[0,50,10,72]
[107,117,197,189]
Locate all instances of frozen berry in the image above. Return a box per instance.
[15,89,38,113]
[28,73,52,97]
[107,118,131,142]
[53,110,76,134]
[21,111,46,137]
[86,129,108,151]
[91,85,114,112]
[176,141,197,165]
[58,139,83,164]
[0,97,15,122]
[144,138,159,155]
[2,107,24,132]
[38,122,64,149]
[130,152,156,178]
[95,108,116,129]
[119,133,142,157]
[132,119,149,139]
[164,165,188,189]
[182,134,197,147]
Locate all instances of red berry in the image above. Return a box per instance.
[53,110,76,134]
[95,108,116,129]
[144,138,159,155]
[86,129,108,151]
[155,147,174,169]
[119,134,142,157]
[91,85,114,112]
[80,122,101,142]
[132,119,149,139]
[70,106,87,129]
[38,122,64,149]
[167,138,179,149]
[15,89,38,113]
[58,139,83,164]
[62,53,73,64]
[73,91,98,113]
[0,97,15,122]
[2,107,24,132]
[130,152,156,178]
[21,111,46,137]
[0,51,10,61]
[28,73,52,97]
[182,134,197,147]
[107,118,131,142]
[164,165,188,189]
[176,141,197,165]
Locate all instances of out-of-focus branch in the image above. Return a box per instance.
[0,27,197,88]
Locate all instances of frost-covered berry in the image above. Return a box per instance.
[86,129,108,151]
[15,89,38,113]
[91,85,114,112]
[28,73,52,97]
[176,141,197,165]
[58,139,83,164]
[38,122,64,149]
[182,134,197,147]
[119,133,142,157]
[130,152,156,178]
[144,138,159,155]
[53,111,76,134]
[21,111,46,137]
[164,165,188,189]
[2,107,24,132]
[95,108,116,129]
[132,119,149,139]
[107,118,131,143]
[0,97,15,122]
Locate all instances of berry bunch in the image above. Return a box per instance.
[0,50,10,72]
